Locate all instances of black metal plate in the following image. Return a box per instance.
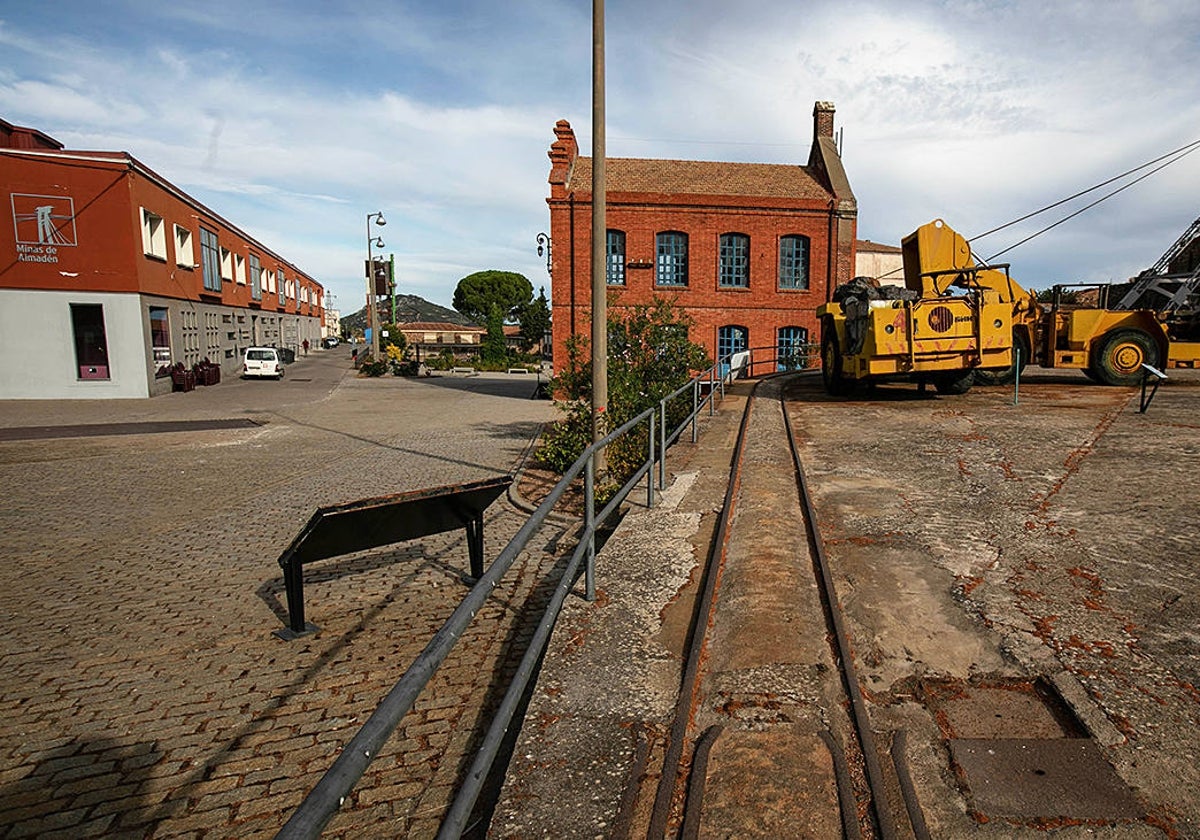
[282,476,512,566]
[950,738,1143,821]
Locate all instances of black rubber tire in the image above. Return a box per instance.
[1091,329,1157,386]
[975,331,1031,386]
[821,328,847,396]
[934,369,975,395]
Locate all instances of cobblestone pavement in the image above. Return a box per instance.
[0,353,565,838]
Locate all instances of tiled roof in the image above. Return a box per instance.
[856,239,902,254]
[567,156,829,200]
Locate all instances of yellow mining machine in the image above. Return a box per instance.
[817,218,1015,396]
[819,216,1200,396]
[974,214,1200,386]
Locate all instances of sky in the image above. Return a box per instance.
[2,0,1199,313]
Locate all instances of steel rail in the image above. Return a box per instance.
[780,389,899,840]
[646,380,759,838]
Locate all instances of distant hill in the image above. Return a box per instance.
[340,294,477,333]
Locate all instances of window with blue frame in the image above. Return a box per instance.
[779,234,810,290]
[656,231,688,287]
[278,270,286,305]
[717,325,749,369]
[200,227,221,292]
[777,326,809,370]
[607,230,626,285]
[719,233,750,288]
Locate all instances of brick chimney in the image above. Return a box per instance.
[813,101,835,142]
[547,120,578,197]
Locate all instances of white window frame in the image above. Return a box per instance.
[220,247,233,281]
[174,224,194,268]
[235,253,247,285]
[141,208,166,259]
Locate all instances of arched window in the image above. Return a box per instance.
[779,234,810,290]
[656,231,688,287]
[777,326,809,371]
[719,233,750,288]
[718,324,749,376]
[606,230,625,285]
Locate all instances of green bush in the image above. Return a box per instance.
[534,399,592,473]
[359,357,388,377]
[536,296,711,497]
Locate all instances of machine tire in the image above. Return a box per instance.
[821,329,847,396]
[1091,329,1157,386]
[975,330,1031,386]
[934,369,975,395]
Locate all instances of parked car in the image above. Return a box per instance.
[275,347,296,364]
[243,347,285,380]
[322,337,339,349]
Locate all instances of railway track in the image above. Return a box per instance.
[640,375,926,839]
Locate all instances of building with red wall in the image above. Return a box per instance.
[545,101,856,372]
[1,120,325,398]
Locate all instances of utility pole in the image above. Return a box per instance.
[590,0,607,473]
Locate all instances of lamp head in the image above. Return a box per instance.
[376,213,387,227]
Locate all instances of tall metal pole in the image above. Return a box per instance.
[365,217,377,357]
[365,212,385,359]
[590,0,607,473]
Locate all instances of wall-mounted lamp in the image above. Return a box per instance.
[536,232,551,275]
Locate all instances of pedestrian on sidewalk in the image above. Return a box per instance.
[302,339,309,356]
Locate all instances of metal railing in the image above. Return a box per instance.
[275,343,818,839]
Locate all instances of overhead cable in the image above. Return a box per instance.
[971,136,1200,242]
[984,142,1200,262]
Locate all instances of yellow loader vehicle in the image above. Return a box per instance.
[817,219,1015,396]
[974,215,1200,386]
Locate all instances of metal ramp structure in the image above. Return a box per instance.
[1116,216,1200,311]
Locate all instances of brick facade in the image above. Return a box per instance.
[1,124,325,398]
[546,101,857,371]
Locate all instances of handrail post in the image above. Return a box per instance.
[647,411,656,508]
[659,399,667,489]
[692,378,699,442]
[1013,345,1021,406]
[709,366,715,415]
[585,456,596,602]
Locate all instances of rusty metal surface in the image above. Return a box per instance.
[950,738,1144,821]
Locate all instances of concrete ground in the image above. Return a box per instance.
[0,351,562,839]
[494,367,1200,839]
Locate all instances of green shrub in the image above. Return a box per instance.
[536,296,711,496]
[360,357,388,377]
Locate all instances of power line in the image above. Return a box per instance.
[983,142,1200,262]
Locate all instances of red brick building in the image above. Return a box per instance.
[1,119,325,398]
[545,101,856,371]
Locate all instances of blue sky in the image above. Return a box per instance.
[3,0,1199,313]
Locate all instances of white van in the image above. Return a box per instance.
[243,347,285,380]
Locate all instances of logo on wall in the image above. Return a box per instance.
[11,193,78,264]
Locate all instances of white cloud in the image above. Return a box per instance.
[2,0,1198,312]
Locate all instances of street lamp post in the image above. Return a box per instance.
[365,211,386,360]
